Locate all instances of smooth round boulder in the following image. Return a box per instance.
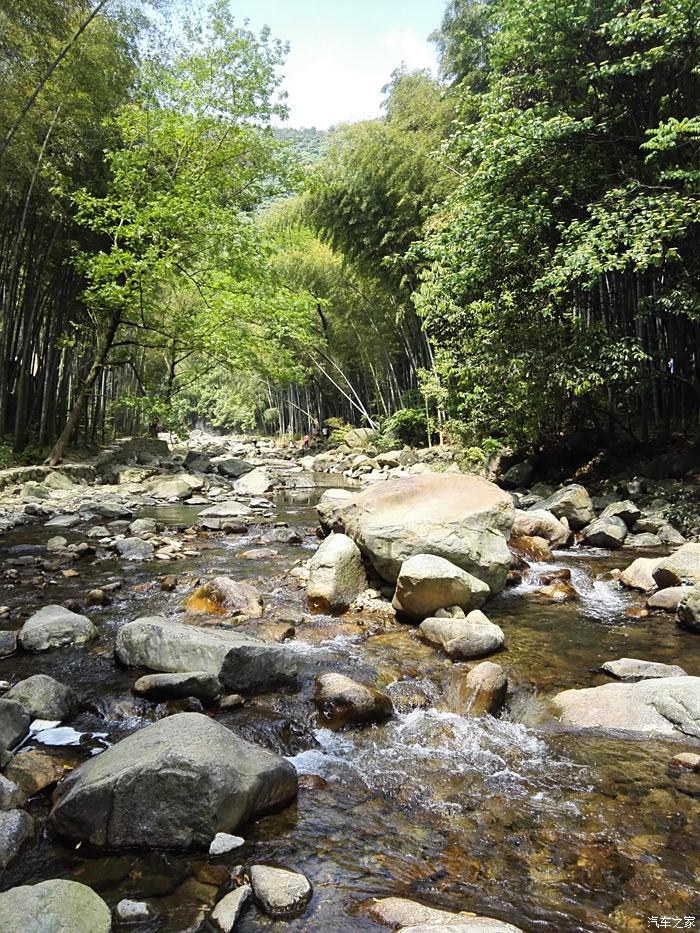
[0,879,111,933]
[419,611,505,660]
[600,500,641,528]
[19,605,96,652]
[316,488,357,534]
[647,586,687,612]
[392,554,490,620]
[306,533,368,613]
[339,474,514,591]
[5,674,78,721]
[249,865,312,918]
[233,468,273,496]
[50,712,298,849]
[314,673,393,728]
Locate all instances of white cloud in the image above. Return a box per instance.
[278,27,438,129]
[382,26,437,72]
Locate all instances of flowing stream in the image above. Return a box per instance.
[0,484,698,932]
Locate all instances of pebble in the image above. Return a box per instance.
[209,832,245,857]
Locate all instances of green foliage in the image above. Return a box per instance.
[417,0,700,447]
[382,408,428,446]
[323,416,351,445]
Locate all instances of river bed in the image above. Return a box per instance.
[0,484,698,932]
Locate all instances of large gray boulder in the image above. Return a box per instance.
[19,605,96,652]
[677,584,700,633]
[339,474,514,591]
[551,676,700,738]
[198,501,253,520]
[392,553,490,620]
[116,617,297,692]
[537,484,595,530]
[50,713,298,848]
[0,700,30,758]
[234,468,274,496]
[419,611,505,660]
[580,516,627,548]
[513,509,571,548]
[0,880,111,933]
[132,671,221,702]
[306,533,368,613]
[316,488,357,534]
[5,674,78,721]
[654,544,700,589]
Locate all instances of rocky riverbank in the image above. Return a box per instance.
[0,431,697,931]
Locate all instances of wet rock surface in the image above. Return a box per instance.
[50,712,298,848]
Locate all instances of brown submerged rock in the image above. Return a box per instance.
[314,672,393,728]
[184,576,263,618]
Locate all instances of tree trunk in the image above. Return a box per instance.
[46,308,122,464]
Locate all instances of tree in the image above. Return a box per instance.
[46,1,293,462]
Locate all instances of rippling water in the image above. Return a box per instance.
[0,482,698,932]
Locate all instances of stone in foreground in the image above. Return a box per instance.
[0,809,34,868]
[0,700,30,758]
[210,885,251,932]
[600,658,687,682]
[0,879,111,933]
[419,611,505,660]
[19,605,96,652]
[306,533,368,613]
[339,474,514,591]
[551,676,700,739]
[314,673,393,728]
[249,865,312,918]
[392,553,490,620]
[116,616,298,692]
[50,713,298,849]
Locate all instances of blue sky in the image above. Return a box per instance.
[233,0,449,128]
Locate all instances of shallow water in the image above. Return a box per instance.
[0,484,698,932]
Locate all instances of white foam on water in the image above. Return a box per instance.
[289,708,585,816]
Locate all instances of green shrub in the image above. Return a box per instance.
[382,408,428,446]
[324,416,351,445]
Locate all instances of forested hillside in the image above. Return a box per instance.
[1,0,699,463]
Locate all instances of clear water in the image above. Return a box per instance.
[0,482,698,932]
